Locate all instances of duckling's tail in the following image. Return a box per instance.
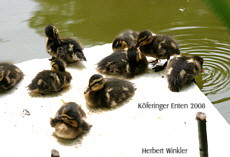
[75,49,87,61]
[167,74,183,92]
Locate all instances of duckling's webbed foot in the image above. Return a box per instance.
[153,60,168,72]
[153,65,165,72]
[149,59,158,66]
[49,57,55,61]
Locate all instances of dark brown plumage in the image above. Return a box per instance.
[45,25,86,64]
[50,102,91,139]
[84,74,135,108]
[97,49,127,75]
[97,47,148,78]
[136,30,180,72]
[27,58,72,95]
[112,30,139,51]
[166,55,204,92]
[0,63,23,92]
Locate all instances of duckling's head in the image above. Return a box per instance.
[112,38,129,51]
[50,58,67,72]
[193,55,204,66]
[84,74,105,94]
[193,55,204,72]
[52,103,82,128]
[50,102,91,139]
[127,47,143,63]
[45,25,59,40]
[136,30,154,47]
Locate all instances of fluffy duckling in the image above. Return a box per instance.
[0,63,23,92]
[84,74,135,108]
[97,47,148,78]
[27,58,72,95]
[45,25,86,64]
[112,30,139,51]
[136,30,180,72]
[50,102,91,139]
[166,55,203,92]
[97,49,127,75]
[125,47,149,78]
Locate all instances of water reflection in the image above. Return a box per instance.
[29,0,230,122]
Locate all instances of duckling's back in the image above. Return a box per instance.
[166,56,202,92]
[103,78,135,107]
[112,30,139,51]
[126,47,148,78]
[28,70,72,94]
[153,35,180,59]
[97,50,128,74]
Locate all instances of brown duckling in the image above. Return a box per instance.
[97,49,127,75]
[136,30,180,72]
[166,55,203,92]
[0,63,23,92]
[84,74,135,108]
[50,102,91,139]
[45,25,86,64]
[27,58,72,95]
[97,47,148,78]
[112,30,139,52]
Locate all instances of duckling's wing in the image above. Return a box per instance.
[61,39,86,61]
[97,52,127,74]
[105,79,135,106]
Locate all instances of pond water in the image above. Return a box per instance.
[1,0,230,123]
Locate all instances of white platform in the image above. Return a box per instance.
[0,44,229,157]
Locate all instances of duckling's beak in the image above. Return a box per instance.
[84,87,91,94]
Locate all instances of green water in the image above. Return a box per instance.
[1,0,230,123]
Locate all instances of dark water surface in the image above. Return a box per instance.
[1,0,230,123]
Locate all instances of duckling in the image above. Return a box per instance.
[166,55,203,92]
[97,47,148,78]
[136,30,180,72]
[0,63,23,92]
[84,74,135,108]
[126,47,149,78]
[50,102,91,139]
[112,30,139,52]
[97,49,127,75]
[27,58,72,95]
[45,25,86,64]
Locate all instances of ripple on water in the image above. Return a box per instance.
[160,26,230,104]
